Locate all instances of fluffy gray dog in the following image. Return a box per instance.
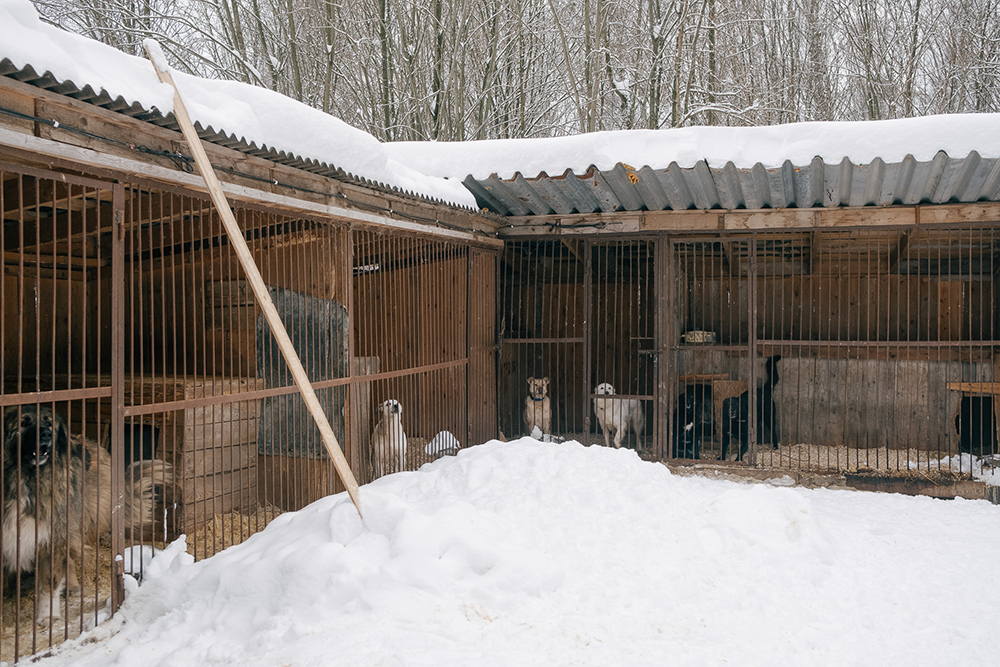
[2,405,174,625]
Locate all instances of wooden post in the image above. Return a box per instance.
[143,40,362,517]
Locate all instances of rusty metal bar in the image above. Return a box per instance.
[110,183,125,612]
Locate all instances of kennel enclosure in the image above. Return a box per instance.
[485,159,1000,471]
[0,70,499,660]
[5,25,1000,664]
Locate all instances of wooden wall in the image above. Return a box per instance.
[687,276,995,348]
[499,276,654,436]
[2,268,88,379]
[352,249,471,453]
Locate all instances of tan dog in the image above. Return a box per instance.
[523,376,552,436]
[2,405,174,625]
[593,382,645,449]
[371,399,407,479]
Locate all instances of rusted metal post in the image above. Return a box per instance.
[748,233,758,465]
[655,233,670,460]
[110,183,126,611]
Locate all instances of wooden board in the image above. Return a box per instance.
[183,402,260,450]
[256,453,334,512]
[946,382,1000,395]
[183,442,256,478]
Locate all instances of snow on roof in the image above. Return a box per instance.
[387,115,1000,182]
[0,0,476,209]
[6,0,1000,218]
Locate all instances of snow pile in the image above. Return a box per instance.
[425,430,462,457]
[0,0,475,208]
[912,453,1000,486]
[387,114,1000,181]
[38,437,1000,666]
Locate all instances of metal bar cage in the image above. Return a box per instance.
[0,163,497,661]
[500,230,999,472]
[498,239,656,451]
[3,154,998,661]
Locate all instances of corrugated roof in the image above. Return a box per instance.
[0,58,475,212]
[7,58,1000,221]
[463,152,1000,217]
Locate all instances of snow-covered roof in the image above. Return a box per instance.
[0,0,476,209]
[4,0,1000,219]
[386,118,1000,215]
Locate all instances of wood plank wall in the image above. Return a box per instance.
[352,247,473,462]
[687,276,995,347]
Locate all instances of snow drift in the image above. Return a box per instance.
[37,437,1000,667]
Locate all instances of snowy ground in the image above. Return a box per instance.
[31,437,1000,666]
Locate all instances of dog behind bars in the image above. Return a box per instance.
[371,399,407,479]
[593,382,645,449]
[523,376,552,436]
[1,405,174,625]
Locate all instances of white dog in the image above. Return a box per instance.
[372,399,407,478]
[524,376,552,436]
[592,382,645,449]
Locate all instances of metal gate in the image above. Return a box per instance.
[498,238,657,452]
[1,163,127,658]
[667,228,999,471]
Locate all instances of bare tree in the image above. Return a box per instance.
[30,0,1000,141]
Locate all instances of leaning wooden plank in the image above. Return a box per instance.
[143,39,362,517]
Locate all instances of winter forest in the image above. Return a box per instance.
[31,0,1000,141]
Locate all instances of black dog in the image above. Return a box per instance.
[719,355,781,461]
[671,384,713,459]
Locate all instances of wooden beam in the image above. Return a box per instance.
[501,203,1000,236]
[920,202,1000,224]
[887,229,915,273]
[561,239,585,264]
[501,212,643,237]
[642,211,720,231]
[2,250,106,267]
[946,382,1000,395]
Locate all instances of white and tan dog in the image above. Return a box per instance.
[523,376,552,436]
[372,399,407,479]
[593,382,645,449]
